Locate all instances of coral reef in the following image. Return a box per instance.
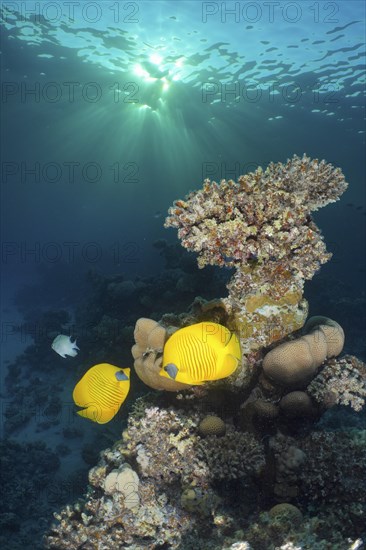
[44,401,265,548]
[44,393,366,549]
[165,154,348,358]
[11,153,363,550]
[41,302,364,549]
[8,232,364,550]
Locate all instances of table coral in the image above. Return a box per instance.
[165,154,348,362]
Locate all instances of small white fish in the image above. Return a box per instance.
[51,334,79,358]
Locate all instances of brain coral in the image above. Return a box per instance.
[262,317,344,386]
[165,155,348,355]
[269,503,303,526]
[198,415,226,436]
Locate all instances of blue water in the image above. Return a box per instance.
[1,1,365,548]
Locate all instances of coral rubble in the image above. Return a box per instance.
[43,154,366,550]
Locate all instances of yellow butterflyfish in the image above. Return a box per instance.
[160,322,241,385]
[73,363,130,424]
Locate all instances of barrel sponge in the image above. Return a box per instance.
[262,316,344,386]
[132,317,190,392]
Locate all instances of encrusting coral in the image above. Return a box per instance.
[165,154,348,361]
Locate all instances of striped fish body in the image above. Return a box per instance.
[161,322,241,385]
[73,363,130,424]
